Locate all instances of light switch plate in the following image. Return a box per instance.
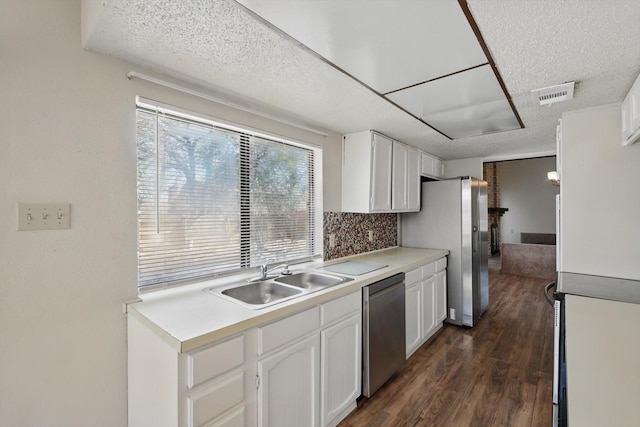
[17,203,70,230]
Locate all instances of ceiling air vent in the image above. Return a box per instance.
[531,82,575,106]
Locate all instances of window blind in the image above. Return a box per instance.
[136,104,321,288]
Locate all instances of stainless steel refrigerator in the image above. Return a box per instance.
[401,177,489,327]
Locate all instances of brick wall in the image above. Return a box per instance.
[483,162,503,255]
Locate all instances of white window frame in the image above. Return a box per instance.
[135,97,323,290]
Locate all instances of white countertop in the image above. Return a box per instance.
[557,271,640,305]
[127,247,448,353]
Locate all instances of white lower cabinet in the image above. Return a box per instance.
[204,406,245,427]
[421,276,436,339]
[435,270,447,323]
[257,334,320,427]
[189,372,245,427]
[127,315,254,427]
[405,257,448,358]
[405,281,422,355]
[128,290,362,427]
[256,292,362,427]
[321,312,361,427]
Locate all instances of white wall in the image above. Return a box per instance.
[443,157,483,179]
[560,104,640,280]
[0,1,341,425]
[321,134,342,212]
[497,157,560,244]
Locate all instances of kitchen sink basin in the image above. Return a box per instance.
[207,270,353,309]
[274,272,352,290]
[220,281,302,306]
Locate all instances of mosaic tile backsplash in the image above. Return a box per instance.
[323,212,398,260]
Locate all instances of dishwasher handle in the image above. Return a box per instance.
[364,273,405,297]
[367,279,405,303]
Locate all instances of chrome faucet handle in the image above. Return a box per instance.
[260,258,276,278]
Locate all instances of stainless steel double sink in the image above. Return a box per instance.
[206,271,353,309]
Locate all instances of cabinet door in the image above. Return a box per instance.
[405,282,422,358]
[420,152,434,176]
[622,94,633,143]
[433,158,443,178]
[203,406,245,427]
[258,334,320,427]
[370,133,393,211]
[391,141,408,211]
[421,276,436,340]
[421,152,443,178]
[320,313,361,427]
[407,147,421,211]
[631,80,640,132]
[556,120,562,181]
[435,271,447,323]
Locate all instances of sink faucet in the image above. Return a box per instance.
[259,260,273,280]
[249,259,292,282]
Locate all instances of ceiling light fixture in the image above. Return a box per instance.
[531,82,575,106]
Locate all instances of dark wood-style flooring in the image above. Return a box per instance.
[339,262,554,427]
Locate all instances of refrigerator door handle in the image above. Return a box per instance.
[472,225,478,252]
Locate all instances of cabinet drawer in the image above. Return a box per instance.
[422,262,436,278]
[405,267,422,285]
[435,257,447,272]
[259,306,320,355]
[189,372,244,427]
[188,335,244,389]
[321,290,361,327]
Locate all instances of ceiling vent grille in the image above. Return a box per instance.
[531,82,575,106]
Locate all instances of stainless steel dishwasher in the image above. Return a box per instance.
[362,272,406,397]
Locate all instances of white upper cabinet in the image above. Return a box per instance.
[420,152,444,178]
[370,133,394,211]
[392,142,422,212]
[343,131,420,213]
[621,73,640,146]
[392,142,409,211]
[342,131,392,213]
[407,147,421,211]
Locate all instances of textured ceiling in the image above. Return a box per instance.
[84,0,640,160]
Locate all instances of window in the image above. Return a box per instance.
[136,99,322,288]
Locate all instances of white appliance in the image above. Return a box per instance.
[401,177,488,327]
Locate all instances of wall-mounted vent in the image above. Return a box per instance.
[531,82,575,106]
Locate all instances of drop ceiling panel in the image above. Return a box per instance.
[387,64,521,138]
[424,99,520,139]
[236,0,488,94]
[82,0,640,160]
